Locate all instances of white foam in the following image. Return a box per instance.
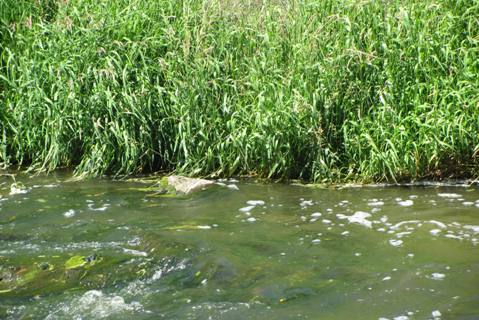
[432,310,441,317]
[312,239,321,244]
[398,200,413,207]
[46,290,143,319]
[428,220,447,229]
[462,201,474,206]
[311,212,322,218]
[246,217,256,222]
[63,209,76,218]
[246,200,265,206]
[382,276,391,281]
[322,219,332,224]
[464,225,479,233]
[395,232,412,238]
[430,229,441,236]
[368,201,384,206]
[438,193,461,198]
[239,206,255,212]
[431,273,445,280]
[445,234,463,240]
[389,239,403,247]
[9,184,30,195]
[88,203,109,211]
[337,211,372,228]
[227,184,239,190]
[123,248,148,257]
[300,200,313,207]
[390,220,420,230]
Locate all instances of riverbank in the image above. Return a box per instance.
[1,0,478,182]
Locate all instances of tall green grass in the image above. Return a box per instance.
[1,0,478,181]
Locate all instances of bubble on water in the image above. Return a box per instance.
[309,218,318,223]
[382,276,391,281]
[462,201,474,206]
[246,217,256,222]
[430,229,442,236]
[322,219,332,224]
[341,231,350,236]
[63,209,76,218]
[196,225,212,230]
[311,212,322,218]
[409,195,418,199]
[312,239,321,244]
[246,200,265,206]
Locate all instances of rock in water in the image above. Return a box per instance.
[167,176,214,194]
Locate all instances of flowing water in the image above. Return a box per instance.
[1,173,478,319]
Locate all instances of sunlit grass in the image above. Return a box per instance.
[1,0,478,181]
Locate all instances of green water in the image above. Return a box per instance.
[1,174,478,319]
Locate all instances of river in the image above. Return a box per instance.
[1,174,478,319]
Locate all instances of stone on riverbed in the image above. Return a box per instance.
[166,176,214,194]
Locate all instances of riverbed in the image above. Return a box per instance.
[1,174,478,319]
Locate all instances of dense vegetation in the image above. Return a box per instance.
[1,0,478,181]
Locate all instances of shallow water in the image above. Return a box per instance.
[1,174,478,319]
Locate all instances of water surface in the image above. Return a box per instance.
[1,174,478,319]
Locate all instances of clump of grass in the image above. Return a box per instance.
[1,0,478,182]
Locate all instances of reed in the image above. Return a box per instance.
[1,0,478,181]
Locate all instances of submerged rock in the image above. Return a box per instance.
[166,176,214,194]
